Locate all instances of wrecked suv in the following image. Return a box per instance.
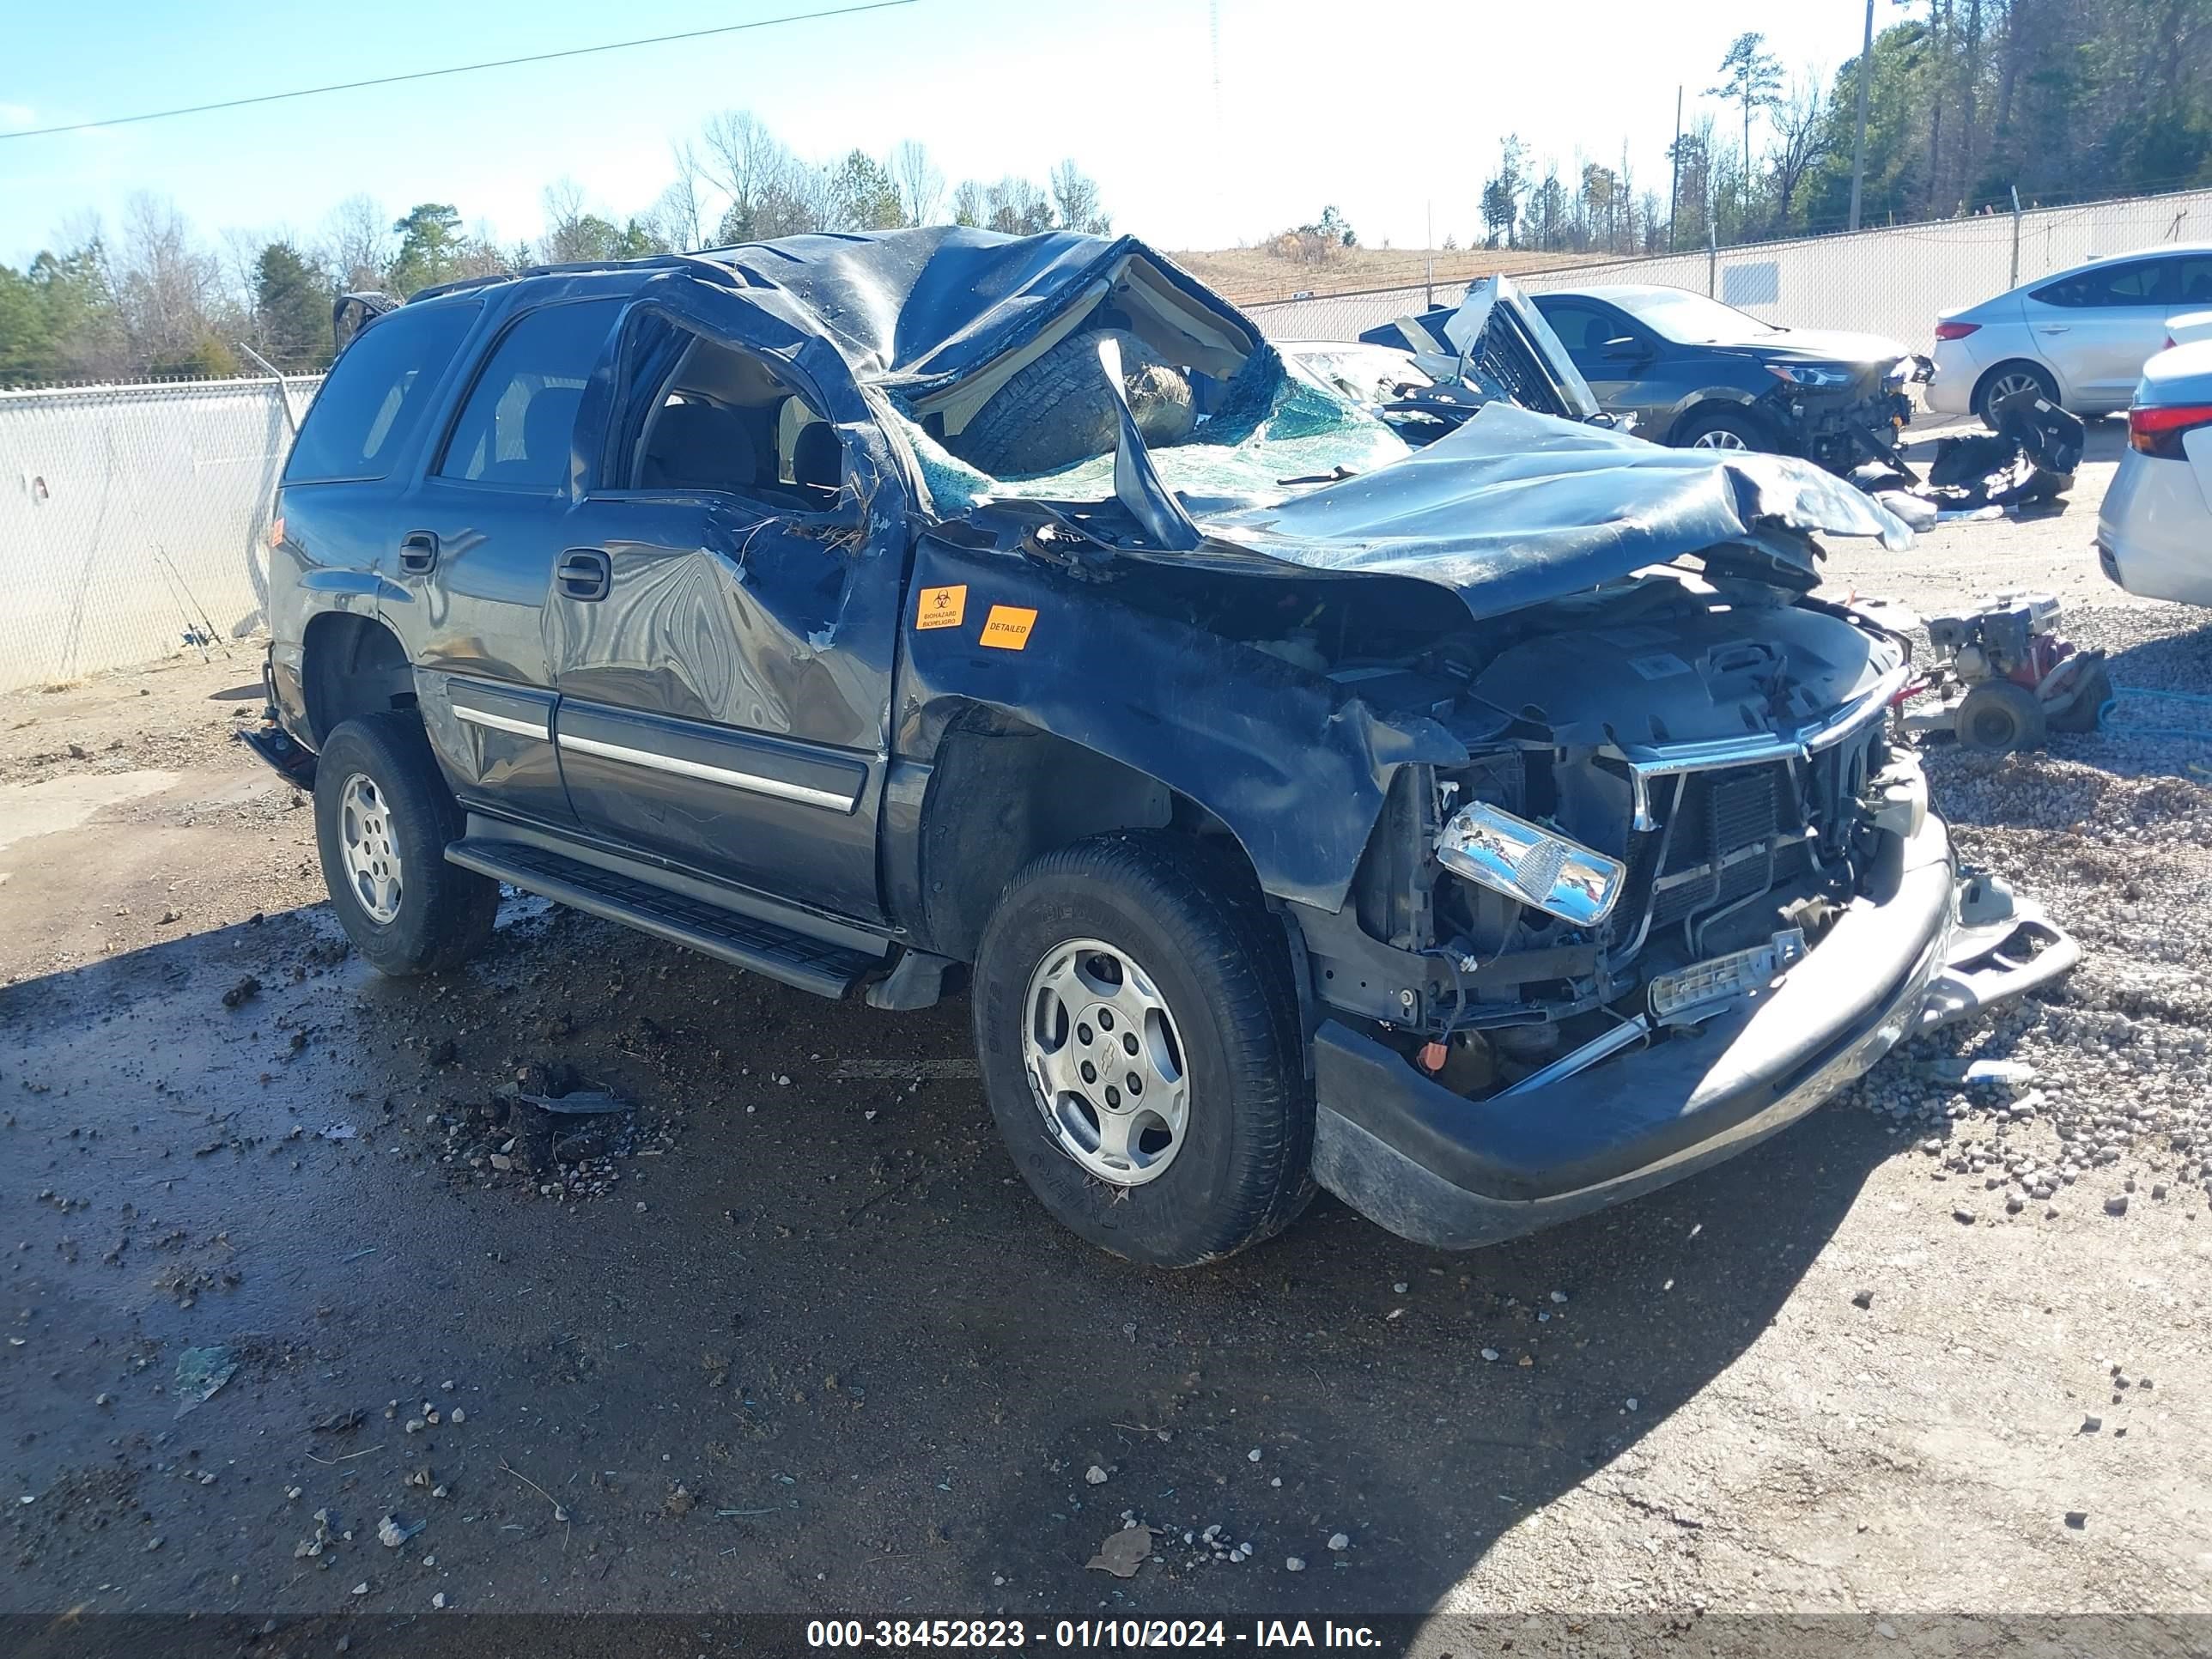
[247,228,2076,1267]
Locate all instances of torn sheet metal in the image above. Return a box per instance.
[898,537,1463,914]
[702,228,1259,420]
[1852,387,2083,516]
[1185,403,1913,623]
[1393,276,1602,423]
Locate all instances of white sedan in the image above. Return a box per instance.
[1929,244,2212,424]
[2097,339,2212,606]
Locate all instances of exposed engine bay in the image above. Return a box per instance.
[1202,566,1919,1102]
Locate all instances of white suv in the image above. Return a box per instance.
[1929,244,2212,425]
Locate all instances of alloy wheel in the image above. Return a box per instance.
[337,772,404,924]
[1021,938,1190,1185]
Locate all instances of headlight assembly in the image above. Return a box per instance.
[1435,803,1626,929]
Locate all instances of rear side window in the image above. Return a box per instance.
[436,299,623,489]
[2033,259,2174,308]
[284,302,477,483]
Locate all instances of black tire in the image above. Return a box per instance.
[313,713,498,976]
[1671,404,1775,454]
[954,328,1196,477]
[971,833,1314,1267]
[2047,660,2112,734]
[1972,361,2059,429]
[1957,680,2048,754]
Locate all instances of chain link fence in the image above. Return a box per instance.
[1245,185,2212,348]
[0,374,319,694]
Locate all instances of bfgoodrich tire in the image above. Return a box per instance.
[313,713,498,976]
[954,328,1196,477]
[972,833,1314,1267]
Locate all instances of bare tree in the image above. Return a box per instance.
[113,193,234,375]
[457,218,512,279]
[701,109,798,241]
[949,179,985,227]
[889,139,944,227]
[983,176,1053,234]
[320,193,391,291]
[657,141,709,248]
[1766,75,1829,228]
[1048,161,1110,234]
[539,177,588,262]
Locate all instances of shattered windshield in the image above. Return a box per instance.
[896,346,1411,515]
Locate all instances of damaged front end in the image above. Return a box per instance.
[1279,576,2076,1249]
[854,232,2074,1250]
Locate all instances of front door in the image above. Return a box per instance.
[1536,296,1667,428]
[545,297,905,924]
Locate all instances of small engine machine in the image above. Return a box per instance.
[1906,591,2109,753]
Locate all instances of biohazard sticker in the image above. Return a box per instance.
[915,584,968,629]
[980,605,1038,650]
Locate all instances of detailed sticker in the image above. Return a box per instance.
[915,584,968,629]
[1627,653,1692,679]
[980,605,1038,650]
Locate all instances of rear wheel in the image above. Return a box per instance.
[1972,361,2059,428]
[1957,680,2048,754]
[313,714,498,975]
[1673,404,1772,454]
[971,834,1313,1267]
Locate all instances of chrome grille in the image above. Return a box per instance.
[1617,720,1883,948]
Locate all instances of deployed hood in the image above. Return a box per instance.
[1171,403,1912,622]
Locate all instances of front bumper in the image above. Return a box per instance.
[1311,810,2077,1249]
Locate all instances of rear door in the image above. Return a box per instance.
[2024,258,2179,409]
[544,296,907,924]
[387,294,629,827]
[272,298,479,719]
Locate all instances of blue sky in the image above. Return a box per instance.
[3,0,1869,265]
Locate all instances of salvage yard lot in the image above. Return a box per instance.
[3,427,2209,1635]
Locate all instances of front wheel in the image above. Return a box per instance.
[971,834,1314,1267]
[313,713,498,975]
[1673,404,1772,453]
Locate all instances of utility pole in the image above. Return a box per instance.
[1668,84,1682,252]
[1848,0,1875,232]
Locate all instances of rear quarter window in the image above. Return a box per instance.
[284,302,479,484]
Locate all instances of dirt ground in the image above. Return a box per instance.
[3,440,2209,1653]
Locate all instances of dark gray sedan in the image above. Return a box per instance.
[1528,285,1923,470]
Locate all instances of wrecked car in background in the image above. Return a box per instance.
[248,226,2077,1267]
[1498,284,1927,471]
[1314,275,1619,444]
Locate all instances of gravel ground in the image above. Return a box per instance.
[2,477,2209,1649]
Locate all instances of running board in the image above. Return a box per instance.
[447,837,884,1000]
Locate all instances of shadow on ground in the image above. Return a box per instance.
[0,894,1899,1620]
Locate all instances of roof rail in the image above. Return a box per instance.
[403,254,745,307]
